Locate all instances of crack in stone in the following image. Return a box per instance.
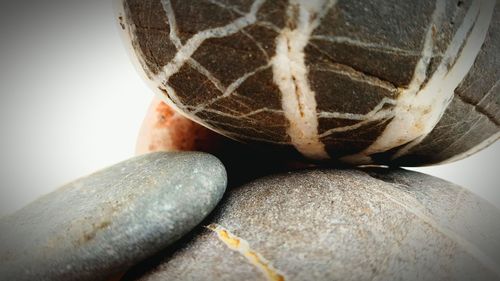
[434,113,486,156]
[207,224,286,281]
[362,171,500,278]
[455,81,500,126]
[439,130,500,164]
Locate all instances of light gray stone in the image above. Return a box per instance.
[124,168,500,281]
[0,152,227,281]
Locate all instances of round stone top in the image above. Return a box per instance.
[117,0,500,166]
[122,168,500,281]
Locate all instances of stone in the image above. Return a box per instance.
[122,168,500,281]
[0,152,227,281]
[135,97,317,186]
[117,0,500,166]
[136,96,224,154]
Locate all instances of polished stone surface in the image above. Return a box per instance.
[124,168,500,281]
[0,152,227,281]
[118,0,499,166]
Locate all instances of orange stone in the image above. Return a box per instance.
[136,97,223,155]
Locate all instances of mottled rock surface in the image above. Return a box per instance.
[118,0,499,166]
[0,152,227,281]
[123,168,500,281]
[136,96,224,154]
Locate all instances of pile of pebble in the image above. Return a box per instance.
[1,0,500,280]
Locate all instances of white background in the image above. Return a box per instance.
[0,0,498,216]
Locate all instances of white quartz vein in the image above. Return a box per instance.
[272,0,336,160]
[391,0,496,160]
[317,97,395,121]
[157,0,496,162]
[156,0,266,86]
[209,119,284,137]
[310,60,397,91]
[342,0,495,164]
[191,63,273,114]
[311,35,423,56]
[187,107,283,121]
[206,0,282,32]
[242,29,270,60]
[188,59,227,92]
[162,0,275,119]
[162,0,246,97]
[225,132,290,145]
[318,98,396,136]
[164,0,391,148]
[256,21,282,33]
[160,84,241,141]
[205,0,246,15]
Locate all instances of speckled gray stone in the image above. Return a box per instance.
[118,0,499,166]
[0,152,227,281]
[124,168,500,281]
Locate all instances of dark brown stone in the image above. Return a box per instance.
[119,0,499,166]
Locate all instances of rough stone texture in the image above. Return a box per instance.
[136,96,224,154]
[0,152,227,281]
[118,0,499,166]
[123,168,500,281]
[135,96,320,187]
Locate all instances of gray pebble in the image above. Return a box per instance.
[0,152,227,281]
[125,168,500,281]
